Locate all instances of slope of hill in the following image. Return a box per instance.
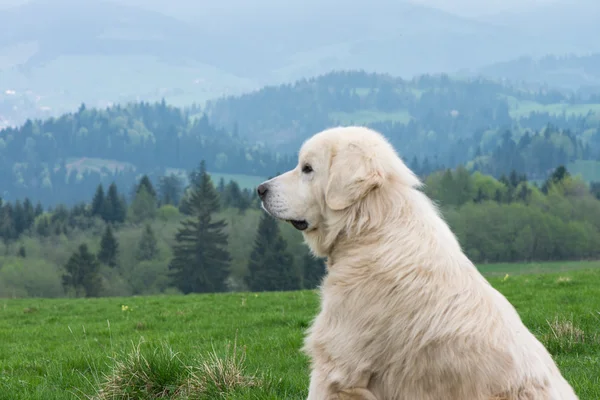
[480,0,600,55]
[3,0,600,128]
[462,54,600,91]
[206,70,600,181]
[0,0,258,126]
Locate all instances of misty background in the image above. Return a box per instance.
[2,0,600,128]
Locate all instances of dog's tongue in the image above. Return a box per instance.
[290,220,308,231]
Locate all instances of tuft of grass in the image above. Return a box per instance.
[198,335,260,395]
[543,316,589,355]
[94,339,186,399]
[556,276,573,284]
[93,334,260,400]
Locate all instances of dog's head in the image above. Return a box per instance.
[257,126,421,256]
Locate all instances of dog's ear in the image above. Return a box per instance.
[325,143,384,211]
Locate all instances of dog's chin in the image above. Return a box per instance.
[261,203,309,231]
[287,219,309,231]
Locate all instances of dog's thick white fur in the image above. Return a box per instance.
[258,126,578,400]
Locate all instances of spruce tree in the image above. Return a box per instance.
[13,200,25,236]
[98,224,119,267]
[136,175,157,200]
[91,184,105,217]
[34,202,44,217]
[542,165,570,194]
[0,203,16,246]
[137,223,159,261]
[36,215,51,237]
[62,244,103,297]
[158,174,183,206]
[591,182,600,200]
[246,212,300,292]
[22,198,35,231]
[302,251,326,290]
[102,183,126,223]
[169,160,231,294]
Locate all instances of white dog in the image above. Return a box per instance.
[257,126,578,400]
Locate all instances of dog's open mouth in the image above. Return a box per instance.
[288,220,309,231]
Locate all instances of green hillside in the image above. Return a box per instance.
[473,54,600,91]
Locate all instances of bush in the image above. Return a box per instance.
[0,257,63,298]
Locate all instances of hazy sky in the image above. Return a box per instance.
[0,0,562,17]
[411,0,560,17]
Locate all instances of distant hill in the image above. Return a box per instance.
[3,0,600,128]
[206,70,600,181]
[480,0,600,57]
[461,54,600,91]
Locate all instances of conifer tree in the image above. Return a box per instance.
[217,177,225,194]
[34,202,44,217]
[36,215,51,237]
[13,200,25,236]
[102,183,126,223]
[136,175,157,200]
[22,198,35,231]
[158,174,183,206]
[591,182,600,200]
[18,245,26,258]
[98,224,119,267]
[91,184,105,217]
[246,213,299,292]
[137,223,159,261]
[0,203,16,247]
[169,160,231,294]
[62,243,103,297]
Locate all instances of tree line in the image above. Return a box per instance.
[0,161,324,298]
[1,161,599,298]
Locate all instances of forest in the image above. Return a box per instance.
[206,71,600,178]
[3,71,600,207]
[1,160,599,299]
[0,101,294,206]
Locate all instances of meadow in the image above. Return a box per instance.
[1,263,599,400]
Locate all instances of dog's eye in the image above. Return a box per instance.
[302,164,313,174]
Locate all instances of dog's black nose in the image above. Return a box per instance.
[257,183,268,200]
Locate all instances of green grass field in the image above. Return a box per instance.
[1,263,600,399]
[502,95,600,119]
